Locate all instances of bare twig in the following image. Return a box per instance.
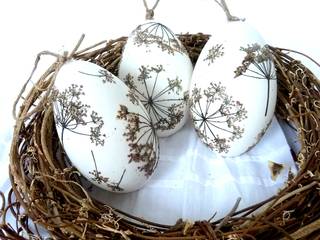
[216,198,241,230]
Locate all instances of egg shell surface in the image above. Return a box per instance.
[189,22,277,157]
[53,60,159,192]
[119,21,193,137]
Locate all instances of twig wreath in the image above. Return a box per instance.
[1,0,320,239]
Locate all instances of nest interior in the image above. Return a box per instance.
[1,33,320,240]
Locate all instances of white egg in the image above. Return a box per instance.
[53,60,159,193]
[189,22,277,157]
[118,21,193,137]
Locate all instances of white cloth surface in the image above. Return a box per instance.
[87,116,297,224]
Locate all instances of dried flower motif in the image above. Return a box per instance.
[89,170,108,185]
[234,43,276,116]
[124,74,140,105]
[126,89,140,105]
[190,82,247,154]
[183,91,189,102]
[191,87,202,102]
[133,22,187,55]
[244,119,273,153]
[79,69,116,84]
[168,77,183,94]
[124,73,135,88]
[53,84,105,146]
[116,105,158,177]
[203,43,225,65]
[117,105,129,120]
[89,150,125,192]
[125,65,185,132]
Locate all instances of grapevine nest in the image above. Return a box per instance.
[1,33,320,240]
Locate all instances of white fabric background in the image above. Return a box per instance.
[0,0,319,227]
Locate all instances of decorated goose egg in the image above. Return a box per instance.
[189,22,277,157]
[118,21,193,137]
[53,60,159,193]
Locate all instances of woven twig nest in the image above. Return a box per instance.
[1,34,320,240]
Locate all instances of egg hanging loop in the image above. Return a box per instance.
[12,34,86,121]
[146,9,154,20]
[214,0,245,22]
[143,0,160,20]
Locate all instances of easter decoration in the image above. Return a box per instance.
[118,0,193,137]
[189,0,277,157]
[1,0,320,239]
